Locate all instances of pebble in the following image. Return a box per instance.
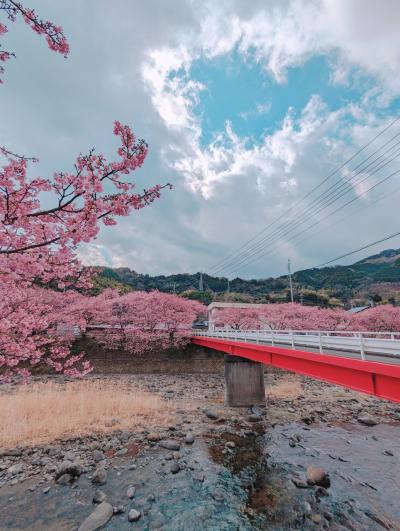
[78,501,113,531]
[126,486,136,498]
[306,466,331,488]
[8,464,24,476]
[204,410,219,420]
[357,414,378,426]
[170,462,180,474]
[185,432,195,444]
[92,450,104,462]
[192,470,205,482]
[292,477,309,488]
[91,467,107,486]
[115,448,128,457]
[147,432,161,442]
[2,448,22,457]
[93,489,107,504]
[128,509,141,522]
[159,440,180,451]
[56,460,82,479]
[56,473,73,485]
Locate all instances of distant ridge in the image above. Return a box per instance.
[93,248,400,307]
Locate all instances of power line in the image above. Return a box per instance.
[208,116,400,276]
[315,230,400,268]
[213,139,400,276]
[211,129,400,276]
[221,167,400,276]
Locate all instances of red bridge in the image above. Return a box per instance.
[192,329,400,404]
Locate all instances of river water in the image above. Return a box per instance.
[0,418,399,530]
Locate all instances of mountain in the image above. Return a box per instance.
[92,248,400,307]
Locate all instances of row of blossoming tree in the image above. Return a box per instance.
[215,304,400,332]
[0,2,177,381]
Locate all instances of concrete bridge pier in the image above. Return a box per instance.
[224,354,266,407]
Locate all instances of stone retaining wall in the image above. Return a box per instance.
[74,337,224,374]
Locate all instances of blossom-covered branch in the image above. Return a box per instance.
[0,0,69,82]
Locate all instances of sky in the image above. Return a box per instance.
[1,0,400,279]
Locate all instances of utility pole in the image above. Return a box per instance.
[199,272,204,292]
[172,282,176,294]
[288,259,294,303]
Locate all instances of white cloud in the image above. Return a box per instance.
[3,0,400,279]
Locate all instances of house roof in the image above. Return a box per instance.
[347,305,371,314]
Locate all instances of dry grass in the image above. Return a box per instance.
[0,380,175,449]
[266,376,303,400]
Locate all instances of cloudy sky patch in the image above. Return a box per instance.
[1,0,400,279]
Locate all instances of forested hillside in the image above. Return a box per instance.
[93,248,400,307]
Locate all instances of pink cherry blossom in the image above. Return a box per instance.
[0,1,69,82]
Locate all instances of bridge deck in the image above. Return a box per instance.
[191,336,400,403]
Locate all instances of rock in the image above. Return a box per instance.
[78,501,113,531]
[212,489,224,502]
[93,489,107,504]
[247,414,262,423]
[128,509,141,522]
[56,460,82,479]
[204,410,219,420]
[249,404,264,416]
[42,486,51,494]
[126,486,136,499]
[185,432,195,444]
[147,432,161,442]
[115,448,128,457]
[91,467,107,486]
[159,440,180,451]
[8,464,24,476]
[170,462,180,474]
[306,466,331,488]
[63,450,75,461]
[310,513,322,524]
[292,477,309,488]
[192,471,205,482]
[113,505,125,514]
[2,448,22,457]
[56,473,73,485]
[225,441,235,449]
[92,450,104,462]
[358,414,378,427]
[287,407,295,413]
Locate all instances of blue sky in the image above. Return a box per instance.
[191,50,400,148]
[2,0,400,278]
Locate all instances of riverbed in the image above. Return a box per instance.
[0,370,399,530]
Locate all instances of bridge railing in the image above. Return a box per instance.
[192,328,400,360]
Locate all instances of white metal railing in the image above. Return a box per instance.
[192,328,400,361]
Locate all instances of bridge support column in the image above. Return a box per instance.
[224,355,265,407]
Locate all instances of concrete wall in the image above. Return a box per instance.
[71,337,224,374]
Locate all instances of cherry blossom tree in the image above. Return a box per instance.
[215,308,262,330]
[0,3,170,381]
[83,291,205,355]
[353,305,400,332]
[215,304,353,331]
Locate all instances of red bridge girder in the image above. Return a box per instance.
[191,337,400,403]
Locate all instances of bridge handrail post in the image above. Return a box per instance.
[271,330,274,346]
[291,330,295,349]
[318,331,323,354]
[359,333,366,360]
